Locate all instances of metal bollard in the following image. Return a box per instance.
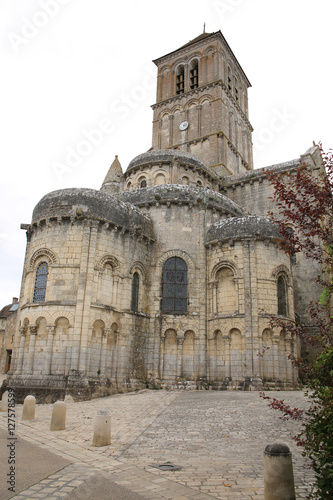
[264,443,296,500]
[50,401,66,431]
[92,409,111,446]
[21,395,36,420]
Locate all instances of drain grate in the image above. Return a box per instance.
[150,462,182,471]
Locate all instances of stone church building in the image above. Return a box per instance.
[6,31,323,401]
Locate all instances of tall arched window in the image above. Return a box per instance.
[216,266,236,314]
[190,60,199,89]
[277,276,287,316]
[33,262,48,303]
[131,272,139,312]
[161,257,188,314]
[176,65,185,94]
[139,178,147,188]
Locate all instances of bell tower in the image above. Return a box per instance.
[151,31,253,176]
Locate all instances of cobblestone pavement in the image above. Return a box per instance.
[0,390,315,499]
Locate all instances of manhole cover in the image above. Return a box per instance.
[150,462,182,471]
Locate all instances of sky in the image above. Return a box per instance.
[0,0,332,306]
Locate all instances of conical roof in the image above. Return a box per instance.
[101,155,123,187]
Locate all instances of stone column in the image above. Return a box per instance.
[112,277,119,308]
[100,330,108,375]
[243,241,254,378]
[285,335,293,383]
[75,220,99,374]
[169,114,174,147]
[43,326,55,375]
[16,328,26,375]
[211,281,217,314]
[160,335,165,381]
[272,336,280,380]
[226,336,231,380]
[26,326,37,374]
[177,337,184,379]
[196,105,202,137]
[291,337,298,384]
[209,335,216,381]
[158,119,162,149]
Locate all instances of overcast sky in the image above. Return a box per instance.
[0,0,332,306]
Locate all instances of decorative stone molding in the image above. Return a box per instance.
[97,255,120,270]
[157,249,195,271]
[271,265,291,284]
[29,248,58,270]
[211,260,239,280]
[129,261,147,281]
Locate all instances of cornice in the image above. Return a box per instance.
[152,79,253,131]
[153,31,251,88]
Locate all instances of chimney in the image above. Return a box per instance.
[12,297,18,304]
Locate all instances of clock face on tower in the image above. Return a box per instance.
[179,121,189,131]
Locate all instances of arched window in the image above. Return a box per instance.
[140,179,147,188]
[176,65,185,94]
[190,60,199,89]
[235,77,239,102]
[277,276,287,316]
[161,257,188,314]
[228,66,232,93]
[33,262,48,303]
[216,266,236,314]
[131,272,139,312]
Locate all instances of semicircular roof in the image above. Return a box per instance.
[32,188,154,239]
[207,216,280,243]
[126,149,217,178]
[119,185,245,217]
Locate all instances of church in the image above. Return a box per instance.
[6,31,323,401]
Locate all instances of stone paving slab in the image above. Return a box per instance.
[0,429,70,500]
[0,390,315,499]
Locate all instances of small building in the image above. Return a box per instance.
[0,298,18,375]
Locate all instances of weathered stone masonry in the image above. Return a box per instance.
[5,31,323,401]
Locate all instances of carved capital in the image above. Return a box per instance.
[29,326,37,335]
[47,326,55,335]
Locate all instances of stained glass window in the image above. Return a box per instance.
[33,262,48,303]
[161,257,188,313]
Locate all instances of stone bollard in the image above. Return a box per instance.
[92,409,111,447]
[50,401,66,431]
[264,443,296,500]
[0,391,8,412]
[21,395,36,420]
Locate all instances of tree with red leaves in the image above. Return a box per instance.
[262,145,333,499]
